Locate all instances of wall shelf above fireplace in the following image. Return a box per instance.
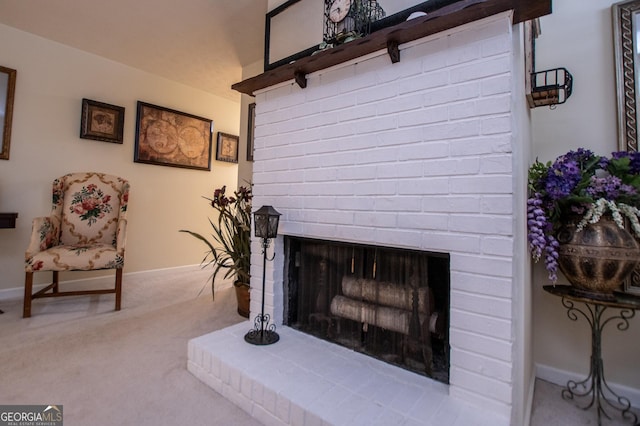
[232,0,552,96]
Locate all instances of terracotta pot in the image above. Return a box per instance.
[556,217,640,297]
[234,281,250,318]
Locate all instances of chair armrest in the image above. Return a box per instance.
[25,216,60,257]
[115,217,127,255]
[115,180,130,256]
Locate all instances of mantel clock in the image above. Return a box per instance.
[323,0,385,44]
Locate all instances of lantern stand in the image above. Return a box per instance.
[244,205,281,345]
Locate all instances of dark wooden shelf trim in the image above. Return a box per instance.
[232,0,551,96]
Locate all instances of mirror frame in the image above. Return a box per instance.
[613,1,640,295]
[264,0,322,72]
[0,65,17,160]
[613,0,640,152]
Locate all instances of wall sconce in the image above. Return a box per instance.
[245,205,281,345]
[524,20,573,109]
[530,67,573,108]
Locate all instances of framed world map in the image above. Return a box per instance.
[134,101,213,171]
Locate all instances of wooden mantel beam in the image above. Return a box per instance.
[232,0,551,96]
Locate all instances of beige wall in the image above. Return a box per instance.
[0,24,241,294]
[532,0,640,398]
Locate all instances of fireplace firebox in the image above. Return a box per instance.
[284,236,450,383]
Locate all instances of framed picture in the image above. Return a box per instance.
[0,65,17,160]
[134,101,213,171]
[247,103,255,162]
[80,98,125,144]
[216,132,239,163]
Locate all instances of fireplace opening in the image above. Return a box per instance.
[284,236,450,384]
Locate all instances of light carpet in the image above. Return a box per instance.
[0,267,634,426]
[0,268,261,426]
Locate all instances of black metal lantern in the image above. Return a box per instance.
[245,205,281,345]
[253,205,281,239]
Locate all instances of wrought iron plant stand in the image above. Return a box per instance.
[544,285,640,425]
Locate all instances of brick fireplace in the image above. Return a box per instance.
[189,5,538,425]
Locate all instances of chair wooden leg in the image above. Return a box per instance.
[23,272,33,318]
[24,269,123,316]
[52,271,59,293]
[115,268,122,311]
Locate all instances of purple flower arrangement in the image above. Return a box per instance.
[527,149,640,282]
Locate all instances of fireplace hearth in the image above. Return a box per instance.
[284,237,450,383]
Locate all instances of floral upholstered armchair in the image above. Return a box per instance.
[23,172,130,317]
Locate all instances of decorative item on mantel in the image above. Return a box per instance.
[527,149,640,298]
[245,205,281,346]
[180,185,252,317]
[321,0,386,48]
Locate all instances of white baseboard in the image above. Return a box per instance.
[536,363,640,408]
[0,264,233,302]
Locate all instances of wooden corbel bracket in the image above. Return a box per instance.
[294,71,307,89]
[387,40,400,63]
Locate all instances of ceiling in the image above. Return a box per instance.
[0,0,269,101]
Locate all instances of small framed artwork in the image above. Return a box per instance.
[80,98,125,144]
[216,132,239,163]
[134,101,213,171]
[247,103,255,161]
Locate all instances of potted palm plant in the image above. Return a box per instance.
[181,185,252,317]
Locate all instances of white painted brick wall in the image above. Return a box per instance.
[250,13,518,420]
